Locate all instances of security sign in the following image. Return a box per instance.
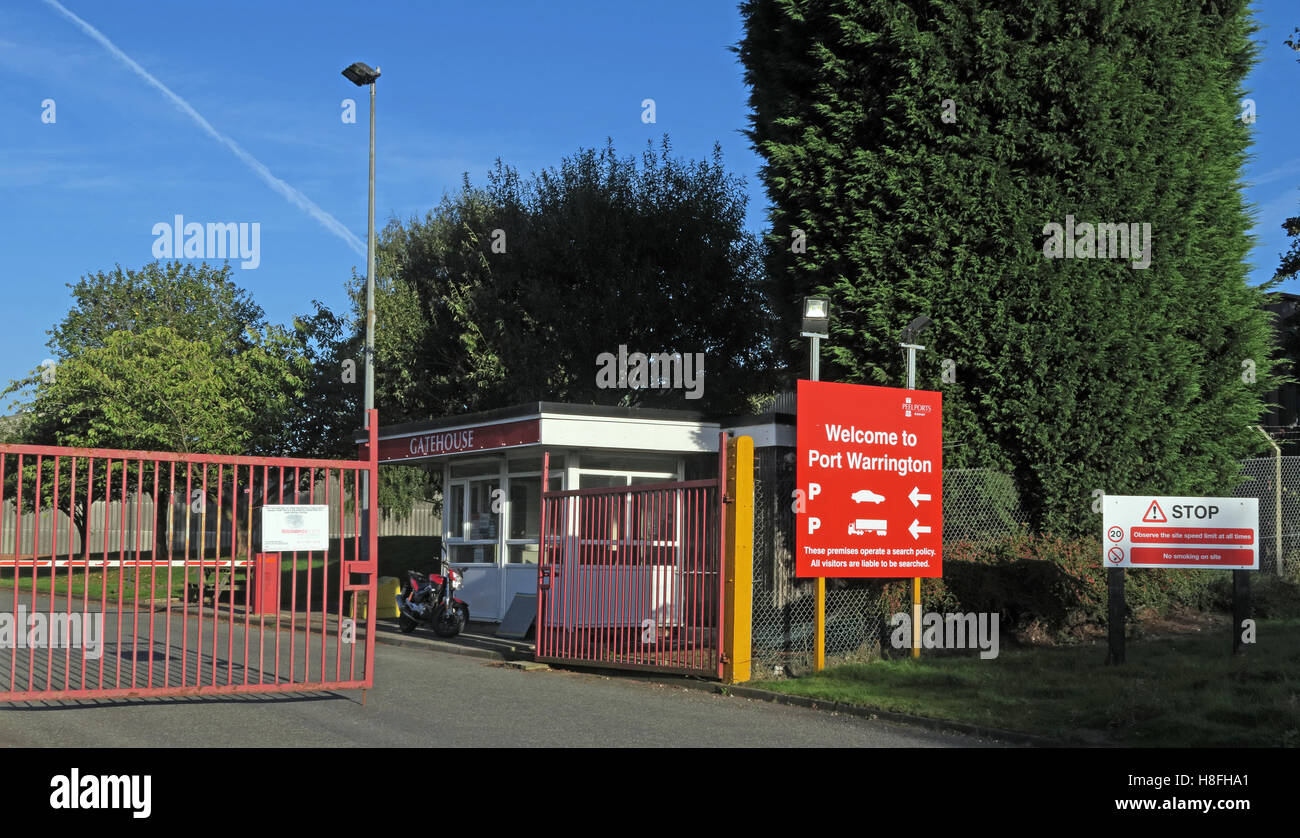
[262,504,330,551]
[1102,495,1258,570]
[796,380,942,578]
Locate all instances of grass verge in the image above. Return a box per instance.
[757,618,1300,747]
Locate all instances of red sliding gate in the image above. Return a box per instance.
[0,411,379,702]
[535,435,727,677]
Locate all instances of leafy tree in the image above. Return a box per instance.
[27,326,303,455]
[9,262,307,453]
[360,139,776,421]
[44,261,265,361]
[260,299,418,516]
[319,140,775,517]
[1269,27,1300,406]
[738,0,1278,536]
[282,301,362,460]
[4,262,313,555]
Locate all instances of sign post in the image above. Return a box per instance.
[1107,567,1125,665]
[809,337,825,673]
[1233,570,1251,656]
[796,377,944,667]
[1103,495,1258,660]
[800,296,830,671]
[901,335,925,658]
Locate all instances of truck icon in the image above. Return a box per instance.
[847,519,888,536]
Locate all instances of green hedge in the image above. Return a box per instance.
[875,532,1230,642]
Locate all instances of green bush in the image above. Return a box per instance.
[875,532,1229,643]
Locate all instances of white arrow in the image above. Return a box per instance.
[908,487,932,507]
[909,519,932,540]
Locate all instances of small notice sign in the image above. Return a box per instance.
[262,505,330,551]
[1102,495,1258,570]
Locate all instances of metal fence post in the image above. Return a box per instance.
[363,409,379,690]
[1254,427,1282,575]
[724,436,753,684]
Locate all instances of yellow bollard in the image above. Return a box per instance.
[375,576,400,618]
[815,578,826,671]
[911,577,921,658]
[724,436,754,684]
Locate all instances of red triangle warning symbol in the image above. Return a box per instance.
[1142,500,1167,523]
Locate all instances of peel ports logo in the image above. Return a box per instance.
[902,397,932,418]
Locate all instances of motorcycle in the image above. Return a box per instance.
[395,558,470,638]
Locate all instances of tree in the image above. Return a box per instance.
[285,297,433,518]
[44,261,265,361]
[281,301,362,460]
[738,0,1278,536]
[26,326,303,454]
[4,262,313,555]
[360,139,776,422]
[9,262,308,453]
[1270,27,1300,405]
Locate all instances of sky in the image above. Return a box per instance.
[1,1,1299,395]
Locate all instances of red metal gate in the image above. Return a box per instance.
[0,412,379,702]
[535,435,727,677]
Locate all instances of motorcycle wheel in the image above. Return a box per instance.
[398,613,419,633]
[433,605,467,638]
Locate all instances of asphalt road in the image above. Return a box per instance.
[0,642,996,747]
[0,594,366,698]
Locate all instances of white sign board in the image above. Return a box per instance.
[1102,495,1257,570]
[261,505,330,552]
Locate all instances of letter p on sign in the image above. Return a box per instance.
[809,483,821,501]
[808,517,821,534]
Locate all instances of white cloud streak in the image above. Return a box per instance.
[42,0,365,256]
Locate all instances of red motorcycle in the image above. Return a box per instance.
[396,559,470,638]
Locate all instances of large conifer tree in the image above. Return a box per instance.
[739,0,1277,535]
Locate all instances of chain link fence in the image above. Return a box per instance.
[749,448,1289,679]
[1233,456,1299,575]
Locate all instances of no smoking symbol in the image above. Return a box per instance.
[1107,526,1123,542]
[1107,546,1124,564]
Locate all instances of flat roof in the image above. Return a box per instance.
[353,399,799,464]
[354,401,713,444]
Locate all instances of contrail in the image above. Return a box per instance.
[43,0,366,256]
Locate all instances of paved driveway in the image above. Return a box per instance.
[0,642,999,748]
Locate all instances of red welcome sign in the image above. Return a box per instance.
[796,380,943,578]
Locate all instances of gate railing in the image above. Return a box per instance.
[0,411,379,702]
[535,437,727,677]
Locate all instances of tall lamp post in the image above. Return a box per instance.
[344,61,381,565]
[342,61,381,424]
[899,315,932,658]
[802,297,830,671]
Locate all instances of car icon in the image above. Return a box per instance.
[851,490,885,504]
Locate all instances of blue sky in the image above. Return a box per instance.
[2,1,1299,395]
